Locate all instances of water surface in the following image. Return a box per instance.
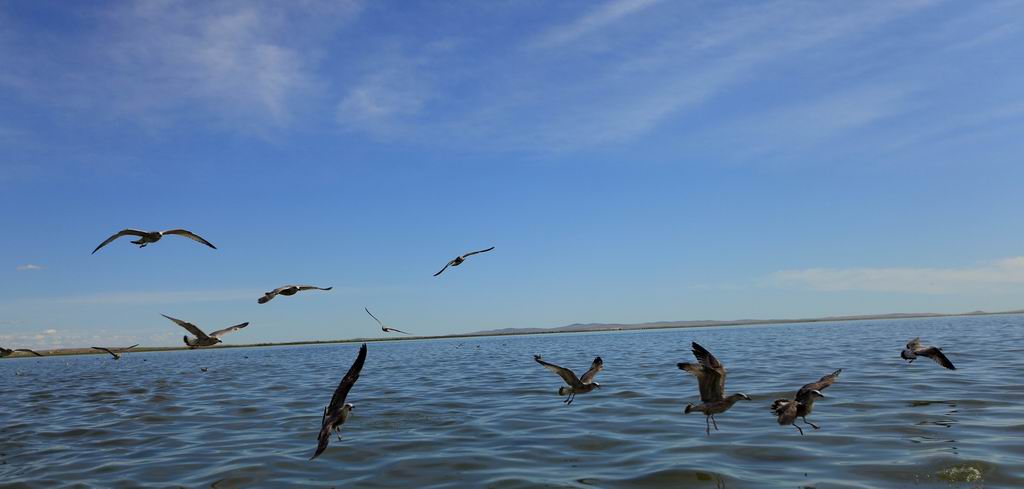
[2,315,1023,488]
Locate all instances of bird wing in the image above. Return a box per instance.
[326,343,368,414]
[384,328,412,335]
[161,229,217,249]
[534,355,583,388]
[365,307,385,327]
[209,322,249,339]
[797,369,842,399]
[579,356,604,384]
[91,347,119,359]
[462,246,495,258]
[917,347,956,370]
[906,337,923,350]
[161,314,209,340]
[297,285,332,291]
[92,229,148,254]
[121,344,140,351]
[433,261,454,276]
[14,349,43,357]
[691,342,726,402]
[774,399,798,425]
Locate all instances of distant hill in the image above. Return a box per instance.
[471,309,1024,336]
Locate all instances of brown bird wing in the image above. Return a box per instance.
[121,344,140,351]
[161,229,217,249]
[297,285,332,292]
[91,347,119,359]
[14,348,43,357]
[774,399,798,426]
[92,229,148,254]
[691,342,726,402]
[797,369,842,400]
[462,246,495,258]
[916,347,956,370]
[326,343,368,414]
[209,322,249,339]
[906,337,922,350]
[161,314,209,340]
[383,328,412,335]
[365,307,385,327]
[579,356,604,384]
[433,260,455,276]
[534,355,583,388]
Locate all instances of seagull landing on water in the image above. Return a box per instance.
[901,338,956,370]
[0,347,43,358]
[433,247,495,276]
[161,314,249,348]
[677,342,751,435]
[534,355,603,405]
[258,285,333,304]
[364,308,411,335]
[92,228,216,254]
[312,343,367,460]
[91,344,139,360]
[771,369,842,435]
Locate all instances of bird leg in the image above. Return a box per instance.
[793,424,805,435]
[802,417,820,430]
[710,414,719,431]
[566,393,575,406]
[705,416,711,436]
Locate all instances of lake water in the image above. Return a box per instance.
[2,315,1023,488]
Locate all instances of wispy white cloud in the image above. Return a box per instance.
[0,328,178,349]
[529,0,663,49]
[15,263,43,271]
[771,257,1024,294]
[54,289,257,306]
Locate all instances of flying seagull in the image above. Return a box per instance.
[258,285,333,304]
[678,342,751,435]
[433,247,495,276]
[771,369,842,435]
[364,307,411,335]
[312,343,368,460]
[534,354,603,405]
[901,337,956,370]
[161,314,249,348]
[92,228,216,254]
[0,347,43,358]
[91,344,139,360]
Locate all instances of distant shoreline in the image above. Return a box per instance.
[5,309,1022,359]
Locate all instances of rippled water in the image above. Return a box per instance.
[2,315,1023,488]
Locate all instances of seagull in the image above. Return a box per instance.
[433,247,495,276]
[534,354,603,405]
[91,344,139,360]
[312,343,367,460]
[901,337,956,370]
[678,342,751,435]
[258,285,333,304]
[0,347,43,358]
[364,307,411,335]
[161,314,249,348]
[92,228,216,254]
[771,369,842,435]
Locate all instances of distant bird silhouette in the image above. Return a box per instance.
[258,285,333,304]
[312,343,367,460]
[0,347,43,358]
[91,344,139,360]
[200,367,208,372]
[364,307,411,335]
[771,369,842,435]
[678,342,751,435]
[92,228,216,254]
[433,247,495,276]
[901,338,956,370]
[161,314,249,348]
[534,355,603,405]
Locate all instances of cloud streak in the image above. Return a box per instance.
[529,0,663,49]
[772,257,1024,294]
[15,264,43,271]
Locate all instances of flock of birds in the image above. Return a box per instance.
[2,227,960,460]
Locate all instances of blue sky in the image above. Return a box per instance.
[3,0,1024,348]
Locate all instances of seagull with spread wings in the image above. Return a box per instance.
[312,343,367,460]
[678,342,751,435]
[161,314,249,348]
[433,247,495,276]
[258,285,333,304]
[771,369,842,435]
[92,228,216,254]
[91,344,139,360]
[0,346,43,358]
[901,338,956,370]
[534,354,603,405]
[364,307,411,335]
